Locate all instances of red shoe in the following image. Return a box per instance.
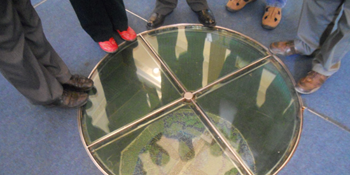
[117,27,137,41]
[98,37,118,53]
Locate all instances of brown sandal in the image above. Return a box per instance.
[262,6,282,29]
[226,0,256,12]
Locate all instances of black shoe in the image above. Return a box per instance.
[146,13,166,30]
[196,9,216,27]
[63,74,94,92]
[47,90,89,108]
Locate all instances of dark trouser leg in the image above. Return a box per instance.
[102,0,129,31]
[70,0,114,42]
[0,0,70,105]
[186,0,209,11]
[154,0,178,15]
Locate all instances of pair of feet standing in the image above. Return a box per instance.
[227,0,327,94]
[98,26,137,53]
[52,28,135,108]
[146,9,216,29]
[269,41,329,94]
[70,10,214,107]
[226,0,282,29]
[47,75,94,108]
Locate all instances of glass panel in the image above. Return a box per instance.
[142,26,269,91]
[81,40,182,144]
[196,58,299,175]
[91,106,250,175]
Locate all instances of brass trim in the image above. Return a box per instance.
[125,9,147,22]
[77,109,109,175]
[264,56,304,174]
[33,0,47,8]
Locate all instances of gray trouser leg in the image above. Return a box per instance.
[312,1,350,76]
[0,0,71,105]
[294,0,343,55]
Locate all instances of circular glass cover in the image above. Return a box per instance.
[79,24,303,175]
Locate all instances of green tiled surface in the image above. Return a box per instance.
[92,106,244,175]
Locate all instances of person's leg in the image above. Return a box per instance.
[70,0,118,53]
[186,0,209,11]
[295,0,349,94]
[102,0,128,31]
[294,0,343,55]
[187,0,216,27]
[102,0,136,41]
[0,0,65,104]
[262,0,287,29]
[154,0,178,15]
[14,0,71,83]
[312,1,350,76]
[147,0,178,29]
[0,0,89,106]
[269,0,343,56]
[70,0,113,42]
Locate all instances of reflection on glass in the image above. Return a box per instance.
[80,25,302,175]
[143,26,268,91]
[81,40,182,144]
[197,59,298,175]
[92,106,253,175]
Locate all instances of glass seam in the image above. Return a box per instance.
[139,34,188,93]
[87,97,185,149]
[90,103,188,153]
[189,99,254,175]
[193,55,271,96]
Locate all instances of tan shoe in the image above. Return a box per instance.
[262,6,282,29]
[269,40,299,56]
[296,71,329,94]
[226,0,256,12]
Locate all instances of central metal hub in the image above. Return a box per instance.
[184,92,194,102]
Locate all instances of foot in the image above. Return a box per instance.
[269,40,299,56]
[296,71,329,94]
[226,0,256,12]
[117,26,137,41]
[48,90,89,108]
[196,9,216,27]
[262,6,282,29]
[63,74,94,91]
[98,37,118,53]
[147,13,166,30]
